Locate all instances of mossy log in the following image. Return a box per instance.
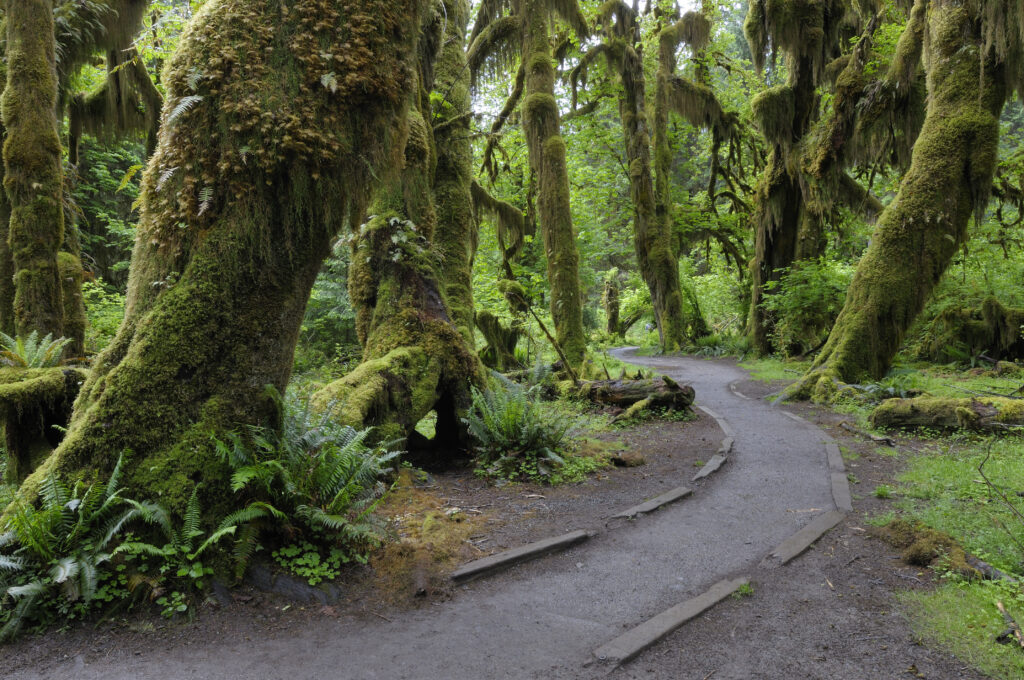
[869,397,1024,431]
[575,376,695,411]
[5,0,428,522]
[0,367,87,483]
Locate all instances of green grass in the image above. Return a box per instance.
[901,580,1024,680]
[738,356,812,383]
[893,438,1024,574]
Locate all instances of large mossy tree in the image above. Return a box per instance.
[468,0,589,368]
[313,0,485,454]
[5,0,430,519]
[793,0,1024,398]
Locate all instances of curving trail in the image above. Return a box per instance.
[16,351,841,680]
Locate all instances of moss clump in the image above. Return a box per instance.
[875,519,979,579]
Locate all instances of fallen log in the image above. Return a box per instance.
[575,375,695,419]
[996,601,1024,648]
[869,397,1024,431]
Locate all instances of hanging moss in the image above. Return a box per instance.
[792,0,1009,399]
[5,0,429,523]
[476,311,521,371]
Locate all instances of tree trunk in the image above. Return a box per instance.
[603,274,620,336]
[6,0,428,520]
[747,57,820,355]
[520,0,587,368]
[793,2,1006,399]
[3,0,65,341]
[653,23,705,347]
[316,4,484,454]
[476,311,521,371]
[617,27,686,352]
[432,0,477,347]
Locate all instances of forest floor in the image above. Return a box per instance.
[3,352,996,679]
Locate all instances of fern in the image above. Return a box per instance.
[212,391,400,573]
[464,383,571,480]
[0,331,72,368]
[166,94,204,126]
[0,455,143,640]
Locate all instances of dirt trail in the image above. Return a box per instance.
[11,352,889,680]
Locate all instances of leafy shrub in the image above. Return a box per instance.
[215,394,400,577]
[465,384,571,481]
[0,331,72,368]
[0,458,146,639]
[760,257,854,357]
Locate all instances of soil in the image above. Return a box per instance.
[1,355,999,679]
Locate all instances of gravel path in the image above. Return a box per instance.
[15,351,841,680]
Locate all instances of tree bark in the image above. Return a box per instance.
[793,2,1007,399]
[3,0,66,341]
[6,0,428,520]
[520,0,587,368]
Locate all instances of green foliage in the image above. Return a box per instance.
[901,580,1024,679]
[297,239,359,373]
[0,331,72,368]
[465,383,572,482]
[82,280,126,354]
[760,258,854,357]
[272,541,351,586]
[114,487,236,599]
[0,457,144,639]
[215,393,400,578]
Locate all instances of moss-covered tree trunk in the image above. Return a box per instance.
[793,2,1007,398]
[6,0,427,519]
[520,0,587,367]
[432,0,477,346]
[316,2,483,455]
[614,24,686,352]
[652,16,711,347]
[2,0,66,341]
[746,59,820,355]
